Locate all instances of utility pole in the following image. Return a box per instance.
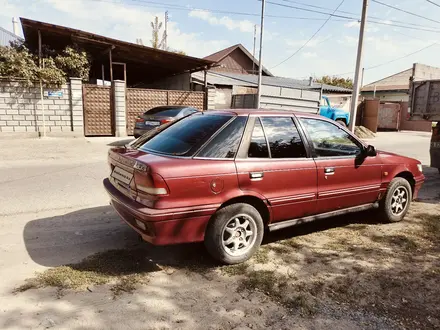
[361,67,365,87]
[12,17,19,36]
[164,11,169,50]
[38,30,46,137]
[252,24,257,74]
[256,0,266,108]
[348,0,369,132]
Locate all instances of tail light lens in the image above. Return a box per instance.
[160,119,171,125]
[136,117,144,123]
[134,172,169,196]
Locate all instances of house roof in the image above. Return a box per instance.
[204,44,273,76]
[361,68,412,92]
[20,18,214,85]
[192,71,352,93]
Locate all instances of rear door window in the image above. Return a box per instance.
[260,117,307,158]
[248,118,269,158]
[138,114,232,156]
[197,117,247,158]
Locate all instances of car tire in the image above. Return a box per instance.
[336,119,347,127]
[378,177,412,223]
[205,203,264,264]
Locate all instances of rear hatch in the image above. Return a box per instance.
[108,147,170,206]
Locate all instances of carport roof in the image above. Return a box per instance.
[20,18,214,84]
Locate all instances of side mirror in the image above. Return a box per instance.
[365,145,377,157]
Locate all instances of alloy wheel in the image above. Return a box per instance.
[390,186,409,216]
[222,214,257,257]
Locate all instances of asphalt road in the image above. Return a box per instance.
[0,131,438,328]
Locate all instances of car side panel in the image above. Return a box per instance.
[314,157,382,213]
[235,159,317,223]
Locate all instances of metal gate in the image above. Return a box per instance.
[83,85,113,136]
[378,103,400,130]
[363,99,380,133]
[126,88,204,135]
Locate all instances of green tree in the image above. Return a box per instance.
[54,46,90,81]
[0,45,39,84]
[0,43,90,86]
[316,75,353,89]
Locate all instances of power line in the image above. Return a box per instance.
[332,40,440,76]
[367,41,438,69]
[270,0,346,69]
[59,0,349,22]
[265,0,440,32]
[426,0,440,8]
[280,0,438,29]
[371,0,440,25]
[265,0,355,20]
[20,0,440,34]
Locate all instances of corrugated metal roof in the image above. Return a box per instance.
[20,18,214,83]
[361,68,412,92]
[0,26,22,46]
[192,71,352,93]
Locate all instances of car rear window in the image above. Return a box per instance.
[145,107,183,117]
[138,114,232,156]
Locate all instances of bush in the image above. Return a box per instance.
[0,46,39,85]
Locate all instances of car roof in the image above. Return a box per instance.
[205,109,323,118]
[151,105,196,110]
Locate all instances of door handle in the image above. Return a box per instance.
[324,167,335,175]
[250,172,264,180]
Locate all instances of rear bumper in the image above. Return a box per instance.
[103,178,216,245]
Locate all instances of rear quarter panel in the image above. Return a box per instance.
[150,159,242,209]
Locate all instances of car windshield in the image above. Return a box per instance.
[145,107,184,117]
[137,113,232,156]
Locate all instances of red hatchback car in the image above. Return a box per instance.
[104,110,425,264]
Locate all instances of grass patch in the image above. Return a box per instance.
[370,234,418,251]
[253,247,270,264]
[14,249,159,296]
[110,274,148,298]
[280,239,303,249]
[284,293,318,316]
[238,270,286,298]
[417,213,440,242]
[269,244,291,254]
[221,263,249,276]
[238,270,319,316]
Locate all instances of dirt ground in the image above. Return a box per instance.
[1,133,439,330]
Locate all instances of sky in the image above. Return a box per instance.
[1,0,440,85]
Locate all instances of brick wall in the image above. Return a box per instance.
[0,77,84,135]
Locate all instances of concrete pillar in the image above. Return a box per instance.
[113,80,127,137]
[69,77,84,134]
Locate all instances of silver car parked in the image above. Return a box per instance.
[133,106,200,138]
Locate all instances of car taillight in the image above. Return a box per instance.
[136,117,144,123]
[134,172,169,196]
[160,119,171,124]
